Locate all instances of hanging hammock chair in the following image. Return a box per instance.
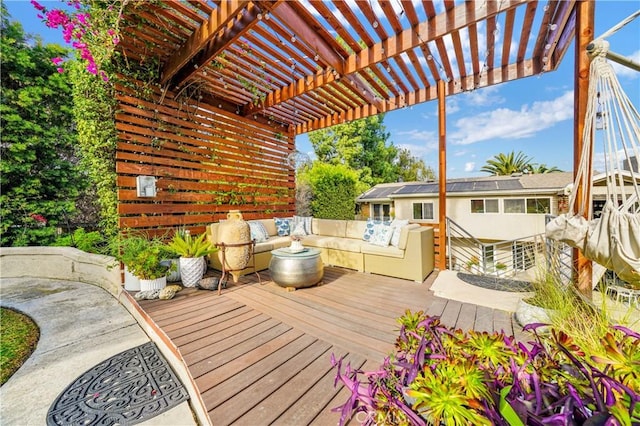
[546,12,640,287]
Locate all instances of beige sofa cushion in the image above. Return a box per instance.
[361,243,405,258]
[324,237,362,252]
[312,219,347,237]
[259,219,278,236]
[254,235,290,253]
[301,234,337,248]
[346,221,367,239]
[397,224,420,250]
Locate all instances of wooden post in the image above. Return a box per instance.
[573,0,595,297]
[438,79,447,271]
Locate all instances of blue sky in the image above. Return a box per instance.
[7,1,639,178]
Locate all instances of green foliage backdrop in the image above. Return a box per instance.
[298,163,359,219]
[0,9,83,245]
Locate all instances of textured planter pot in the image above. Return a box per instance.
[162,259,181,282]
[124,266,141,291]
[515,298,553,327]
[139,275,167,292]
[180,256,205,288]
[217,210,251,282]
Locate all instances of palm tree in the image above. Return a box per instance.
[480,151,533,176]
[529,163,563,174]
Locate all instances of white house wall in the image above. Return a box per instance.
[394,195,558,241]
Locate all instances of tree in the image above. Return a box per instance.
[480,151,534,176]
[396,148,436,182]
[309,115,398,186]
[0,7,83,246]
[530,163,563,174]
[297,163,359,219]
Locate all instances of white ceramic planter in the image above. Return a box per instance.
[515,298,553,327]
[180,256,205,288]
[161,259,181,282]
[139,275,167,292]
[124,266,141,291]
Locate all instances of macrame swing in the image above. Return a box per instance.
[546,11,640,287]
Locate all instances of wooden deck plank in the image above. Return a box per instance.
[188,321,294,378]
[455,303,477,332]
[493,309,515,336]
[439,300,463,328]
[226,286,393,361]
[133,266,523,426]
[219,341,333,425]
[425,297,448,317]
[474,305,495,333]
[182,315,278,362]
[168,307,261,342]
[201,335,325,411]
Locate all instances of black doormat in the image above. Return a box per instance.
[457,272,534,292]
[46,342,189,426]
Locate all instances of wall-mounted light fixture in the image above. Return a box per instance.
[136,176,157,197]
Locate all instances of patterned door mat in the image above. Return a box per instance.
[47,342,189,425]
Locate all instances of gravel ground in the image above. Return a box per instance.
[457,272,534,292]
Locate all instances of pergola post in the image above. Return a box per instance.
[438,79,447,271]
[573,0,595,296]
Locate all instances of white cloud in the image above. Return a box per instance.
[464,162,475,172]
[611,50,640,79]
[396,129,439,159]
[446,98,461,114]
[462,85,505,107]
[450,91,574,145]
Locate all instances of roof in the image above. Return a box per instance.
[118,1,578,134]
[357,172,574,201]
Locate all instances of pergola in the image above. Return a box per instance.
[115,0,593,285]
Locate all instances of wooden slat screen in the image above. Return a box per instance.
[115,79,296,237]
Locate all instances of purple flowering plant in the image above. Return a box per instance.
[332,310,639,425]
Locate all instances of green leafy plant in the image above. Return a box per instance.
[167,230,217,258]
[53,228,106,254]
[495,262,507,270]
[332,311,640,426]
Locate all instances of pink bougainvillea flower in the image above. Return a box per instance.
[51,57,63,65]
[57,67,65,73]
[30,0,46,12]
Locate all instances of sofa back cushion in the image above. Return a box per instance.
[258,219,277,236]
[312,219,347,237]
[346,221,367,239]
[397,224,421,250]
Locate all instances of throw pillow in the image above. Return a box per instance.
[292,215,313,235]
[390,219,409,247]
[248,221,269,243]
[362,218,391,242]
[370,223,393,247]
[274,217,291,236]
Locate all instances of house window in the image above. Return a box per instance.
[372,203,391,221]
[504,199,526,213]
[413,202,434,220]
[526,198,551,214]
[471,199,499,213]
[482,245,495,265]
[504,198,551,214]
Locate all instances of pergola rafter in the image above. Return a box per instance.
[119,0,580,133]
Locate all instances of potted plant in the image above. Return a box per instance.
[495,261,507,277]
[167,229,218,288]
[126,237,173,291]
[465,255,480,274]
[108,231,174,291]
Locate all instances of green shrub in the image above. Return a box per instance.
[53,228,106,254]
[298,163,359,219]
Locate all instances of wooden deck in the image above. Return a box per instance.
[137,267,524,425]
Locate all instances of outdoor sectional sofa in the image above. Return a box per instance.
[207,218,434,283]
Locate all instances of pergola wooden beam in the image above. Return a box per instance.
[245,0,384,116]
[166,1,279,88]
[161,0,249,85]
[250,0,522,120]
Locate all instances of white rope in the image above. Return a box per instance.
[547,36,640,286]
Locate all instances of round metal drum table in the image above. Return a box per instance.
[269,247,324,289]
